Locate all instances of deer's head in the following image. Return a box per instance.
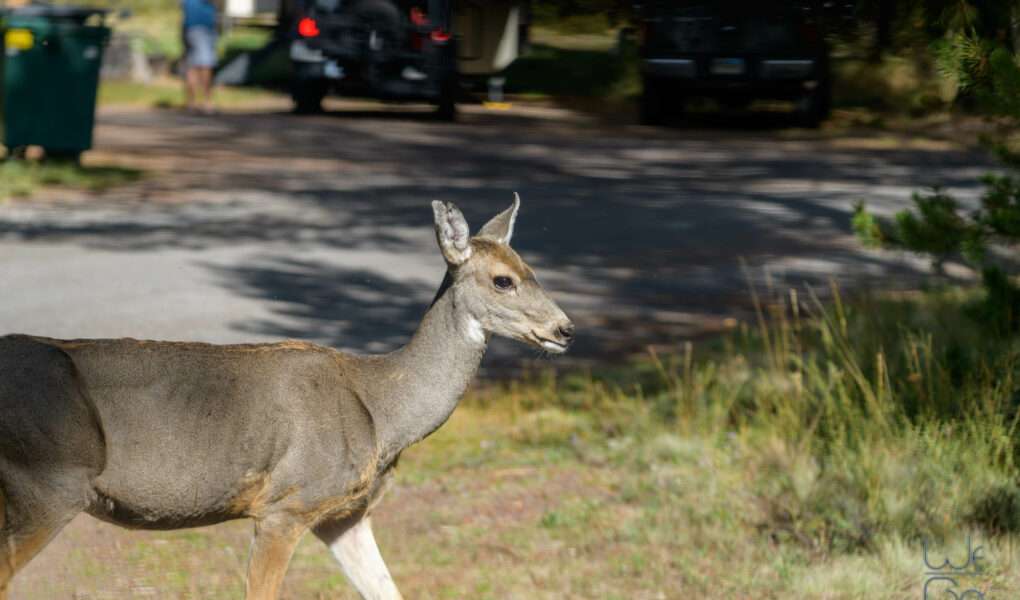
[431,195,574,354]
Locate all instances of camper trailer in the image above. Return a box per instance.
[226,0,528,118]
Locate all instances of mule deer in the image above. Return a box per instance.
[0,195,573,600]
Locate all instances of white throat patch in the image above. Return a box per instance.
[462,316,486,345]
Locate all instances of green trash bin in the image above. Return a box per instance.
[1,5,111,160]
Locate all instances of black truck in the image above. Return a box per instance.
[636,1,838,126]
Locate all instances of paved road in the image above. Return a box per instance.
[0,102,995,369]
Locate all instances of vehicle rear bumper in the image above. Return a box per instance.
[642,55,826,98]
[291,56,447,101]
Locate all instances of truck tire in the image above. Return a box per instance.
[292,78,328,114]
[798,60,831,128]
[798,85,830,128]
[436,84,457,122]
[435,67,458,121]
[640,76,666,126]
[434,41,458,122]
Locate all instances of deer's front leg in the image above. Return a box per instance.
[314,515,403,600]
[245,516,306,600]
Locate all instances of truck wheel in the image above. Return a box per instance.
[436,97,457,122]
[640,77,666,126]
[798,86,830,128]
[436,78,457,122]
[292,78,327,114]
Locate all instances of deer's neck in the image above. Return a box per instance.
[369,273,487,459]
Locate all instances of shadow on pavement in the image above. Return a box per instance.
[0,105,998,364]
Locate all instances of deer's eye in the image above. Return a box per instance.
[493,276,514,290]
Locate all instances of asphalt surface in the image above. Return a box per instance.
[0,101,996,370]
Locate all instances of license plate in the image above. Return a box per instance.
[711,58,745,76]
[4,29,34,51]
[324,61,344,79]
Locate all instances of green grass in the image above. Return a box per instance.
[95,22,289,108]
[116,17,275,59]
[504,43,637,100]
[504,28,638,103]
[220,26,273,54]
[531,7,615,36]
[50,0,183,56]
[98,78,285,108]
[218,27,293,86]
[0,159,142,201]
[831,53,956,115]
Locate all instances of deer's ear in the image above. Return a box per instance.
[432,200,472,266]
[477,192,520,245]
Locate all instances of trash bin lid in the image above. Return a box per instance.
[3,3,108,23]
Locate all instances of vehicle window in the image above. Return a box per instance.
[314,0,342,12]
[648,3,811,54]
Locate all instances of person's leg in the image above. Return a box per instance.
[185,67,201,111]
[183,69,191,109]
[184,26,211,112]
[184,26,217,113]
[200,67,215,112]
[183,27,197,110]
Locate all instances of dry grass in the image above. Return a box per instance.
[12,407,676,599]
[12,406,1020,599]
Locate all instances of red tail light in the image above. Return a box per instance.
[298,17,320,38]
[410,7,428,26]
[430,29,451,43]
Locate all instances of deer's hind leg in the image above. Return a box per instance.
[314,514,403,600]
[0,472,84,600]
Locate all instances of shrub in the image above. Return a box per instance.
[854,174,1020,335]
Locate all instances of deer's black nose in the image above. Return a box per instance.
[558,322,575,342]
